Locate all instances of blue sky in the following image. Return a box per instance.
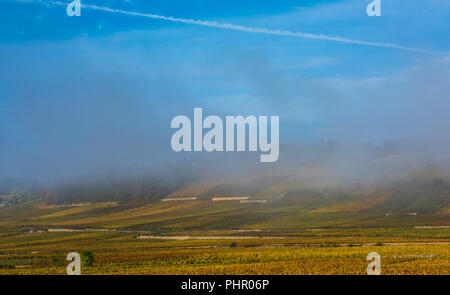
[0,0,449,179]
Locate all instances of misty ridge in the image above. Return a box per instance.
[2,139,450,206]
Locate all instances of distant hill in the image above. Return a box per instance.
[1,142,449,229]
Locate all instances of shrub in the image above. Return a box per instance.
[81,251,94,267]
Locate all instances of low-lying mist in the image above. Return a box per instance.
[1,39,450,202]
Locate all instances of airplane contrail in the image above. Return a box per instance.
[21,0,449,54]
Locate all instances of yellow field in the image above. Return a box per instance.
[0,230,448,275]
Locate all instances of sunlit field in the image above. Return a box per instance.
[0,199,448,275]
[0,230,448,275]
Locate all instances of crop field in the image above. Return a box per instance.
[0,230,448,275]
[0,188,448,275]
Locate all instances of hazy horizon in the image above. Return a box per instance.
[1,0,449,183]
